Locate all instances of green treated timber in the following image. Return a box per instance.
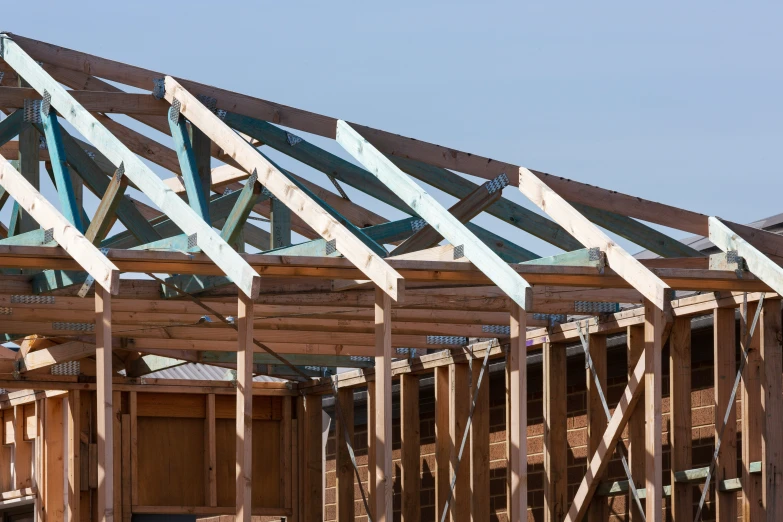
[0,109,23,147]
[226,112,538,260]
[43,161,91,230]
[1,37,260,298]
[520,248,602,268]
[0,228,55,246]
[189,123,212,210]
[40,111,85,231]
[573,203,704,258]
[672,461,761,484]
[709,216,783,297]
[337,121,532,309]
[200,351,374,368]
[262,153,387,259]
[52,124,160,244]
[223,112,412,214]
[270,198,292,249]
[220,176,262,246]
[169,105,210,221]
[390,155,582,251]
[161,216,424,298]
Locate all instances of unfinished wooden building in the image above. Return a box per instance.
[0,32,777,522]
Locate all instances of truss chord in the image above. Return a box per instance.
[693,291,765,522]
[439,343,491,522]
[330,379,373,522]
[576,322,646,521]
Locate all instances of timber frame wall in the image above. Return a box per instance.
[0,32,776,522]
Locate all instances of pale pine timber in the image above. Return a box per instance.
[586,334,607,522]
[644,299,664,522]
[374,286,393,522]
[714,306,737,521]
[235,293,253,522]
[741,302,763,521]
[508,303,527,522]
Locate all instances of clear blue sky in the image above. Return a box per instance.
[2,1,781,256]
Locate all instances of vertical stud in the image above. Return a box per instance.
[236,293,253,522]
[670,317,692,521]
[374,286,392,522]
[508,303,527,522]
[96,285,113,522]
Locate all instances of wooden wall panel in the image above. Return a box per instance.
[215,418,283,509]
[44,397,65,522]
[214,395,283,420]
[137,417,206,506]
[136,393,206,418]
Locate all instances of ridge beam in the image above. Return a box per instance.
[337,121,532,310]
[163,77,403,302]
[708,216,783,296]
[0,156,120,293]
[0,36,261,299]
[518,167,670,311]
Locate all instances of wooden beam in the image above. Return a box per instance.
[84,165,128,245]
[741,302,763,521]
[0,40,261,298]
[400,374,420,522]
[17,75,38,235]
[302,394,323,522]
[0,156,120,293]
[95,285,113,522]
[627,324,645,521]
[761,298,782,519]
[644,299,664,522]
[189,121,212,209]
[470,355,489,522]
[586,335,607,522]
[44,396,64,522]
[270,198,292,249]
[715,306,737,521]
[66,391,80,522]
[508,303,527,522]
[162,78,403,302]
[236,293,253,522]
[338,121,531,309]
[449,361,470,522]
[40,110,84,231]
[220,173,262,246]
[374,286,393,521]
[434,365,450,519]
[22,341,95,372]
[393,174,505,256]
[519,167,670,310]
[0,87,167,114]
[669,317,692,522]
[335,387,355,522]
[168,104,210,221]
[709,216,783,297]
[564,349,645,522]
[544,341,567,522]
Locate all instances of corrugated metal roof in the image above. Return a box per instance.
[144,362,286,382]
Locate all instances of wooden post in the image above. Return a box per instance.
[761,299,782,519]
[669,317,692,521]
[586,335,607,522]
[282,396,292,510]
[206,393,217,507]
[121,414,131,522]
[336,387,355,522]
[400,374,421,522]
[129,392,137,508]
[543,342,566,522]
[13,405,31,490]
[470,359,489,522]
[508,303,527,522]
[449,362,470,522]
[627,324,645,520]
[374,286,393,522]
[644,299,663,522]
[18,78,39,234]
[741,302,763,521]
[45,397,65,522]
[714,306,737,521]
[112,390,121,522]
[366,383,376,522]
[66,390,80,522]
[303,394,323,522]
[96,285,113,522]
[189,122,213,206]
[236,293,254,522]
[435,366,450,518]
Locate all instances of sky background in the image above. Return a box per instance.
[1,1,781,257]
